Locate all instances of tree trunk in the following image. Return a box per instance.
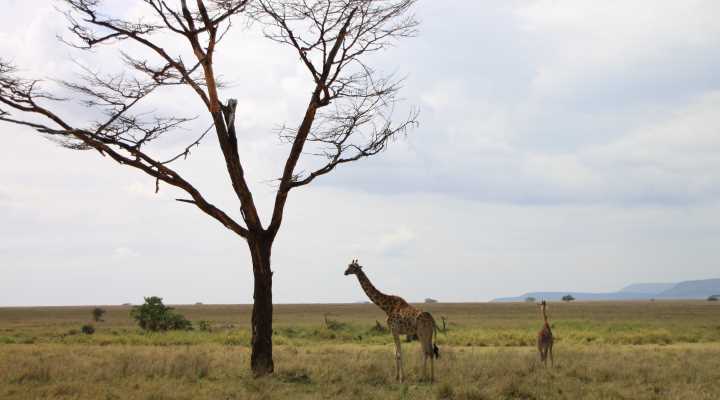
[249,235,274,376]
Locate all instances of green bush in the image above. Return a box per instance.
[130,296,193,332]
[81,324,95,335]
[198,320,212,332]
[92,307,106,322]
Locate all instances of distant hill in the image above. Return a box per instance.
[493,291,655,302]
[619,283,676,294]
[656,279,720,299]
[493,278,720,302]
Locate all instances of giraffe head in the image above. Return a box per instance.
[344,258,362,276]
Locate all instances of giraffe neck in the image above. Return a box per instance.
[542,307,549,326]
[355,271,394,314]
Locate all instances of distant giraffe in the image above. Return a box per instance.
[344,259,439,382]
[537,300,554,367]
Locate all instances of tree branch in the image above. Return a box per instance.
[257,1,418,236]
[0,59,249,238]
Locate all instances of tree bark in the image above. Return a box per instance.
[248,234,274,376]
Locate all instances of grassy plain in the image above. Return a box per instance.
[1,301,719,399]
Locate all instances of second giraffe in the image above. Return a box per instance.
[537,300,554,367]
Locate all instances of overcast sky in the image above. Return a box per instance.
[1,1,719,306]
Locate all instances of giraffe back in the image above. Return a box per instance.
[387,303,423,335]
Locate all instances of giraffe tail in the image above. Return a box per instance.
[432,316,440,359]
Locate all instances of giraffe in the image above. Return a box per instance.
[537,300,554,367]
[344,259,439,382]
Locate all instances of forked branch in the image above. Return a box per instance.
[254,0,419,235]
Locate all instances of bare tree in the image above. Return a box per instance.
[0,0,417,376]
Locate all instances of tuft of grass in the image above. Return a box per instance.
[12,364,51,384]
[436,382,455,399]
[277,368,312,384]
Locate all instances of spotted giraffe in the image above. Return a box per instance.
[537,300,554,367]
[344,259,439,382]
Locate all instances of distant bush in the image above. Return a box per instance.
[369,320,388,334]
[440,316,449,333]
[81,324,95,335]
[92,307,106,322]
[130,296,193,332]
[323,314,346,331]
[525,297,536,302]
[424,298,438,303]
[562,295,575,302]
[708,295,719,302]
[198,320,212,332]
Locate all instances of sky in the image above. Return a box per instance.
[1,1,719,306]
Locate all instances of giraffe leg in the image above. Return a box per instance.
[549,343,554,367]
[416,316,434,383]
[422,350,428,381]
[419,333,428,381]
[393,333,403,382]
[430,346,434,383]
[398,340,404,382]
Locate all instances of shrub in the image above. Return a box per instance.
[92,307,106,322]
[323,314,346,331]
[81,324,95,335]
[130,296,193,332]
[198,320,212,332]
[425,298,438,303]
[562,294,575,302]
[708,295,719,302]
[525,297,536,303]
[369,320,388,334]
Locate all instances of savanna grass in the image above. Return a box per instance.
[1,301,719,399]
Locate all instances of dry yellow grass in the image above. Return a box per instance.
[1,343,720,399]
[1,301,719,399]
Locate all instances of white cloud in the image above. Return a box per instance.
[592,91,720,166]
[2,1,720,305]
[113,246,140,259]
[516,0,720,96]
[376,227,417,257]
